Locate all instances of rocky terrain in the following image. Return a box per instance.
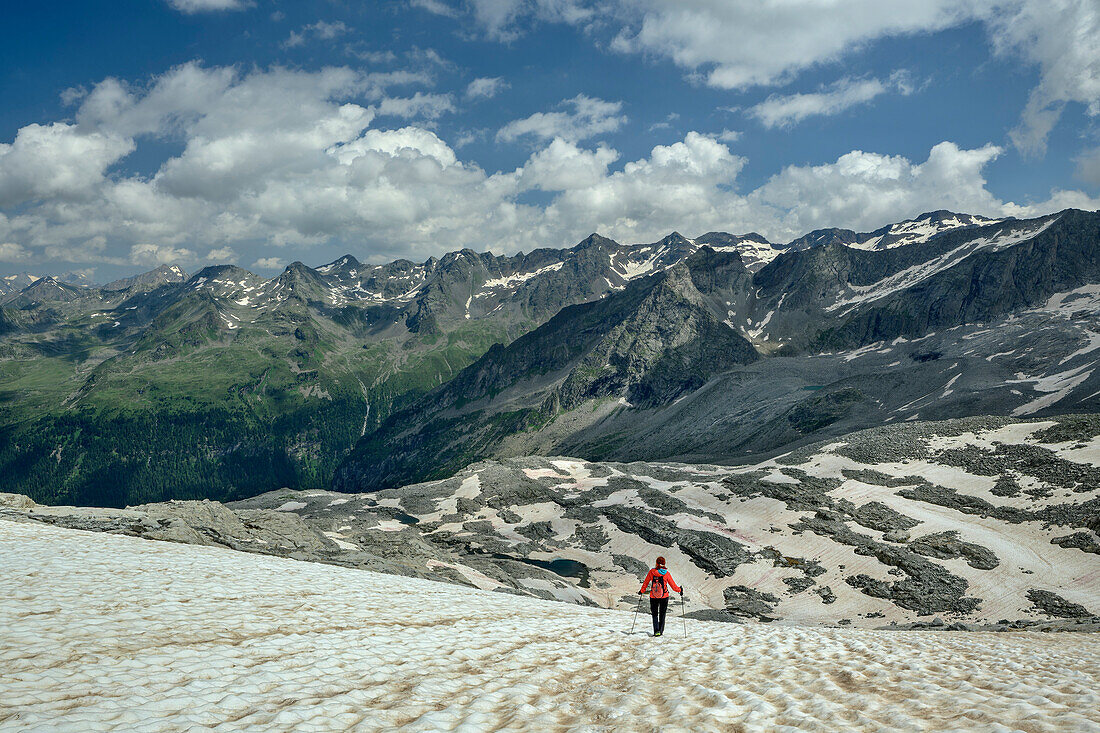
[6,414,1097,630]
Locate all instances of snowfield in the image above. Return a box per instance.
[3,521,1099,732]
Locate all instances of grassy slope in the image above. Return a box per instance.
[0,296,521,506]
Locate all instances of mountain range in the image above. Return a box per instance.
[335,208,1100,491]
[2,208,1098,507]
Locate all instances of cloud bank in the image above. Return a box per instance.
[0,62,1096,274]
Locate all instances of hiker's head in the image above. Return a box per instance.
[655,556,666,568]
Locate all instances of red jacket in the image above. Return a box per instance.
[640,568,681,599]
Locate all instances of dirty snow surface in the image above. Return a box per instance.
[3,521,1100,732]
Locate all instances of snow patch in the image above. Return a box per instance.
[1010,363,1095,416]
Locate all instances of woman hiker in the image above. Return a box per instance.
[638,556,682,637]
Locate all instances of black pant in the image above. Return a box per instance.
[650,597,669,634]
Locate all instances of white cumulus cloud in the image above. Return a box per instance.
[533,132,749,244]
[0,242,30,262]
[465,0,593,41]
[131,243,195,266]
[606,1,1098,155]
[611,0,981,90]
[411,0,460,17]
[252,257,286,270]
[284,20,350,49]
[0,123,134,207]
[750,142,1012,238]
[497,95,626,143]
[989,0,1100,155]
[167,0,252,13]
[206,247,238,262]
[377,93,455,119]
[749,73,914,128]
[519,138,620,191]
[466,77,508,100]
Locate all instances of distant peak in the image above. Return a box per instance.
[190,264,251,280]
[656,231,697,249]
[914,210,957,221]
[284,261,316,274]
[573,233,618,250]
[696,232,772,246]
[324,254,360,268]
[907,210,996,226]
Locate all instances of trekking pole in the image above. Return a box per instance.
[630,593,644,634]
[681,589,687,638]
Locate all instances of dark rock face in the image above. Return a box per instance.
[897,485,1029,524]
[683,609,744,623]
[6,226,786,505]
[613,554,649,579]
[1051,532,1100,554]
[723,585,780,621]
[573,524,609,552]
[936,442,1100,491]
[845,571,980,616]
[1027,590,1093,618]
[5,209,1100,508]
[909,532,999,570]
[102,264,187,293]
[795,515,982,616]
[786,388,866,433]
[852,501,921,534]
[783,576,815,594]
[806,211,1100,350]
[991,476,1022,497]
[557,255,759,410]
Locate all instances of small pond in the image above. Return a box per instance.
[492,554,591,588]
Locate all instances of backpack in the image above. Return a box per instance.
[653,569,667,596]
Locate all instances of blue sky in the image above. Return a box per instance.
[1,0,1098,281]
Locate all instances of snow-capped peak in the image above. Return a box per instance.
[694,232,781,272]
[850,212,1004,251]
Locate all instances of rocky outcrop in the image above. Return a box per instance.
[1027,590,1094,619]
[723,586,780,621]
[1051,532,1100,554]
[0,493,36,509]
[909,531,999,570]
